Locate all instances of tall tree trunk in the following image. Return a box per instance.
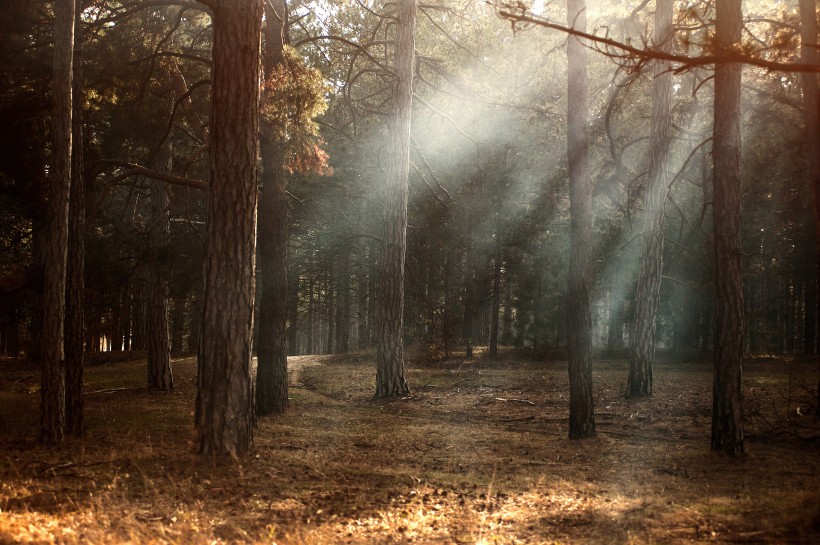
[501,261,513,347]
[147,146,173,391]
[256,0,289,415]
[131,270,147,351]
[375,0,415,398]
[65,0,84,436]
[357,241,369,351]
[170,295,185,354]
[489,238,501,356]
[566,0,595,440]
[194,0,262,456]
[711,0,744,455]
[798,0,820,413]
[326,266,334,354]
[287,266,299,355]
[627,0,673,398]
[40,0,75,444]
[335,254,350,354]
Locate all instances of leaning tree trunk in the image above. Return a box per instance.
[375,0,415,398]
[566,0,595,440]
[711,0,744,455]
[194,0,262,456]
[798,0,820,413]
[255,0,290,416]
[40,0,75,444]
[627,0,673,398]
[65,0,84,436]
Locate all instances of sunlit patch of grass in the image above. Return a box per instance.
[1,353,819,544]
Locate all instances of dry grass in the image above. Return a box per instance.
[1,350,819,544]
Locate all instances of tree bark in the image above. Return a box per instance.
[255,0,289,415]
[711,0,744,456]
[375,0,415,398]
[798,0,820,413]
[627,0,673,398]
[65,0,84,437]
[194,0,262,456]
[147,147,173,391]
[566,0,595,440]
[40,0,75,444]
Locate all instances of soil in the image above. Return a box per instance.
[1,349,819,544]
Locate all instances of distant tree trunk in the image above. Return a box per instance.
[627,0,673,398]
[501,262,513,346]
[40,0,75,444]
[326,265,335,354]
[170,295,185,354]
[566,0,595,440]
[798,0,820,412]
[375,0,415,397]
[489,239,501,356]
[335,255,350,353]
[194,0,262,456]
[131,271,147,351]
[256,0,289,416]
[147,148,173,391]
[357,242,369,350]
[306,275,315,354]
[287,266,299,355]
[711,0,744,456]
[65,1,84,436]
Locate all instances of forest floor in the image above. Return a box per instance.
[1,349,820,544]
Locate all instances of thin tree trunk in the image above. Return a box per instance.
[65,0,84,436]
[566,0,595,439]
[489,239,501,356]
[326,265,334,354]
[501,260,512,347]
[40,0,75,444]
[335,254,350,354]
[375,0,415,398]
[711,0,744,455]
[357,242,369,351]
[194,0,262,456]
[170,295,185,354]
[147,145,173,390]
[287,266,299,355]
[627,0,673,398]
[255,0,289,415]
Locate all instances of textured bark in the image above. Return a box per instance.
[711,0,744,456]
[566,0,595,440]
[65,1,84,436]
[147,146,173,391]
[627,0,673,398]
[255,0,290,416]
[798,0,820,411]
[194,0,262,456]
[40,0,75,444]
[375,0,415,398]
